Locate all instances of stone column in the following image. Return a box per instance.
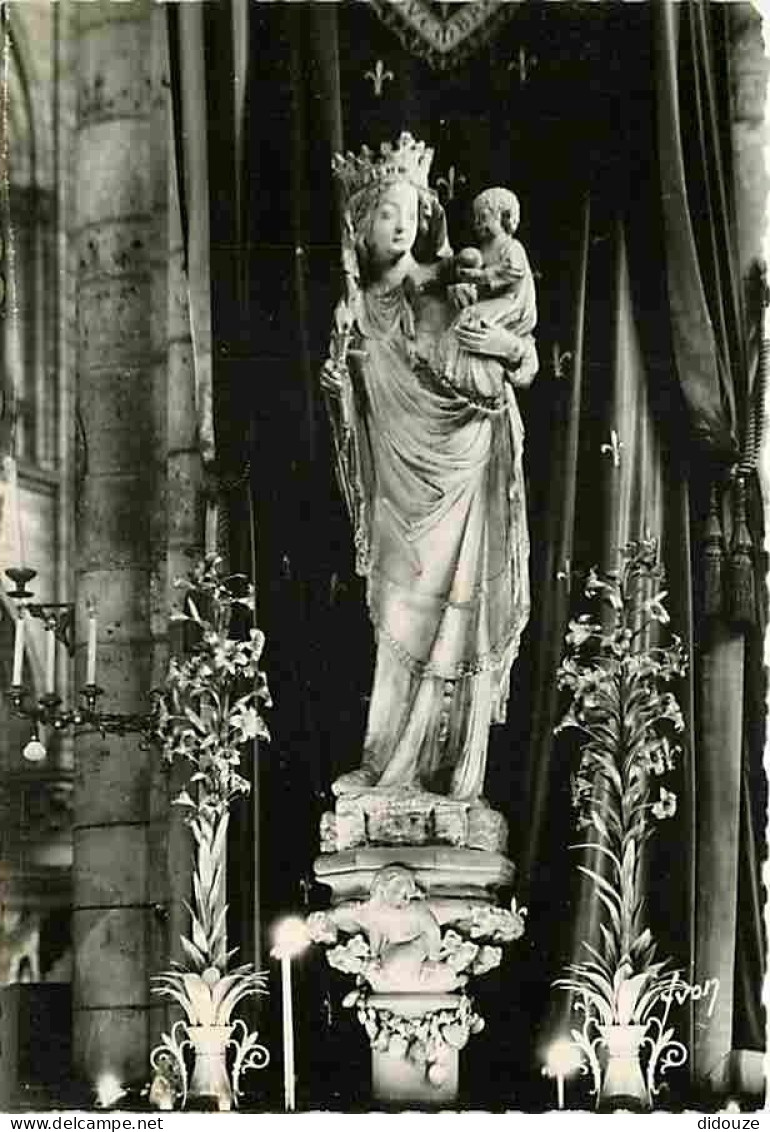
[71,1,170,1091]
[730,0,770,536]
[705,2,770,1102]
[729,4,770,284]
[693,4,770,1099]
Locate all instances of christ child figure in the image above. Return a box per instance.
[440,186,538,401]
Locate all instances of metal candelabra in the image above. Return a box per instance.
[5,566,155,741]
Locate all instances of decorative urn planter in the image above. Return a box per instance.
[187,1025,235,1111]
[599,1023,650,1112]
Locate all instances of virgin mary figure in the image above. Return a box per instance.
[323,133,536,801]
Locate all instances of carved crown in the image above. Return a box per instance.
[332,131,434,203]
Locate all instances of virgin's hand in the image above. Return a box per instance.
[453,323,522,362]
[455,266,485,284]
[448,282,478,311]
[321,358,346,391]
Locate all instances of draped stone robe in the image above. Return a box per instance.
[327,279,530,800]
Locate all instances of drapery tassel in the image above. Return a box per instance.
[725,260,769,628]
[728,475,756,626]
[701,482,725,618]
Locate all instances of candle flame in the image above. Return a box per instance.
[271,916,310,959]
[543,1038,583,1079]
[95,1072,126,1109]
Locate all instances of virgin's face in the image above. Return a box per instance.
[366,181,419,267]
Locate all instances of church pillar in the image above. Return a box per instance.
[692,4,769,1098]
[731,3,770,532]
[729,5,770,283]
[71,0,171,1091]
[729,3,770,1098]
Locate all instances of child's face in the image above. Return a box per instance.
[383,876,412,907]
[473,202,503,243]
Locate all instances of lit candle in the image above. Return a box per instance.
[45,621,56,694]
[12,608,25,685]
[543,1039,583,1112]
[86,602,98,686]
[5,455,23,568]
[271,917,310,1114]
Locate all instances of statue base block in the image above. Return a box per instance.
[320,786,508,854]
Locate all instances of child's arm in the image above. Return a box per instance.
[478,239,527,296]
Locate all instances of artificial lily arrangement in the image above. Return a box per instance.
[553,538,689,1103]
[149,554,272,1108]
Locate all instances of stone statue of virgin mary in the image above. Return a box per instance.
[322,133,536,802]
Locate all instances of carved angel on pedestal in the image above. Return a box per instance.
[307,864,525,994]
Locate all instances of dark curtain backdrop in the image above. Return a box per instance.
[167,0,765,1108]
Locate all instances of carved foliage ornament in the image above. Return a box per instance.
[368,0,519,71]
[345,988,484,1087]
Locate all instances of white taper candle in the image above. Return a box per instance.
[281,954,296,1112]
[11,609,24,685]
[86,603,97,685]
[45,622,56,694]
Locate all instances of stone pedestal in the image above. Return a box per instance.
[316,845,514,904]
[311,787,524,1108]
[370,995,459,1108]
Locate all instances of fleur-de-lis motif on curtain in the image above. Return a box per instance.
[556,557,572,585]
[551,342,573,380]
[435,165,467,203]
[600,429,624,468]
[507,46,538,85]
[364,59,394,97]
